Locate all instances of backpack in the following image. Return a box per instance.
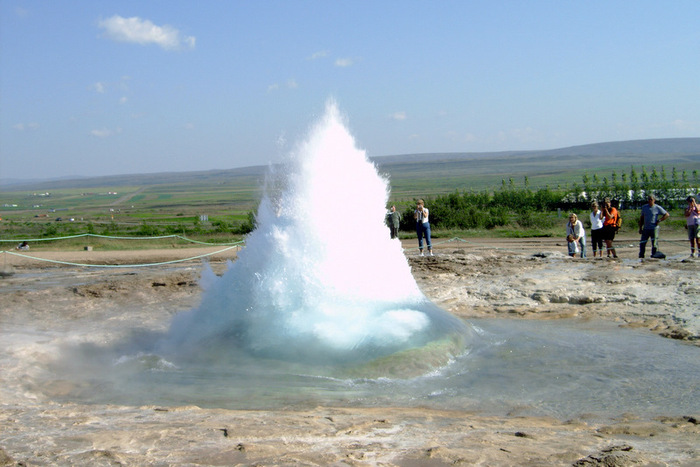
[615,212,622,230]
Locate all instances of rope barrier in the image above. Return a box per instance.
[1,244,240,268]
[0,233,245,246]
[1,232,693,269]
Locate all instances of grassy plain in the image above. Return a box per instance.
[1,139,699,246]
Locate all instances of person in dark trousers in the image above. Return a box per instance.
[684,195,700,257]
[638,194,669,258]
[386,205,400,239]
[414,199,433,256]
[601,198,619,258]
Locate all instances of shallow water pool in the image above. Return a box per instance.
[41,318,699,421]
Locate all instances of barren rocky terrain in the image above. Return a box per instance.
[1,236,698,466]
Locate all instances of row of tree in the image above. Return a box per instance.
[394,166,699,230]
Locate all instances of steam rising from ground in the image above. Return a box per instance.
[165,102,470,368]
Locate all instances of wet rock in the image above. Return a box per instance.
[532,252,567,258]
[573,444,639,466]
[531,292,549,303]
[598,421,667,436]
[0,447,16,466]
[659,327,693,341]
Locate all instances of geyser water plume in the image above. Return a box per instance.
[165,102,471,374]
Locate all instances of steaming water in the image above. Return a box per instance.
[162,101,471,370]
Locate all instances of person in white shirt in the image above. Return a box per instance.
[589,202,604,257]
[566,213,586,258]
[413,199,433,256]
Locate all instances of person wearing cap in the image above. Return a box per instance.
[638,194,669,259]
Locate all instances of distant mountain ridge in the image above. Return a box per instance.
[2,137,699,191]
[375,137,700,164]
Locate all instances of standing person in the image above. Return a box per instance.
[684,195,700,257]
[386,205,401,240]
[566,213,586,258]
[601,198,619,258]
[638,194,669,258]
[414,199,433,256]
[589,201,604,257]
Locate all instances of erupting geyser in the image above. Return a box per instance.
[165,102,472,376]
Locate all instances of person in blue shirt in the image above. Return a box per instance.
[638,194,669,258]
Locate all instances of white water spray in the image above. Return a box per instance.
[166,102,469,369]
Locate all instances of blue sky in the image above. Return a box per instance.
[1,1,699,180]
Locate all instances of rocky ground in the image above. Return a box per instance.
[1,236,698,466]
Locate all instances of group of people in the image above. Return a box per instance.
[387,194,700,260]
[566,194,700,259]
[385,200,433,256]
[567,197,622,258]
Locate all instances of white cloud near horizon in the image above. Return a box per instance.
[391,112,407,121]
[446,130,477,143]
[98,15,195,51]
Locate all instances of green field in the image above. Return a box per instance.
[2,139,699,243]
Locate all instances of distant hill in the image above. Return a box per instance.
[2,137,699,192]
[374,137,700,164]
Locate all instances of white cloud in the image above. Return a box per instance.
[308,50,329,60]
[91,128,112,138]
[446,130,477,143]
[13,122,39,131]
[669,119,700,131]
[496,127,537,145]
[267,80,298,92]
[93,82,106,93]
[98,15,195,51]
[391,112,407,121]
[119,96,128,104]
[91,127,122,138]
[335,57,353,67]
